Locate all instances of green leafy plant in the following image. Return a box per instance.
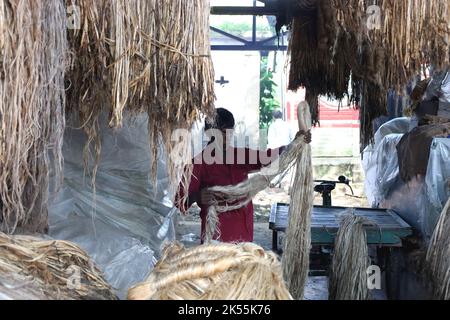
[259,56,280,130]
[215,21,272,38]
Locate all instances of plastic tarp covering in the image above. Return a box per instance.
[423,71,446,102]
[373,117,412,145]
[363,117,413,206]
[439,72,450,118]
[363,118,449,241]
[425,138,450,225]
[48,112,176,299]
[363,134,403,207]
[423,71,450,118]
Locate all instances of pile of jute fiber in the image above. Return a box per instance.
[0,0,67,234]
[128,242,292,300]
[426,197,450,300]
[0,232,117,300]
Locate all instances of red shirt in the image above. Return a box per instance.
[176,146,283,243]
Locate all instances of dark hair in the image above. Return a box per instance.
[205,108,235,130]
[272,110,283,119]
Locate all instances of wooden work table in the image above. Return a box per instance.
[269,204,413,252]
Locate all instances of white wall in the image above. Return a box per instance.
[212,51,261,148]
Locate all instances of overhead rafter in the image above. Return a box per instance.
[210,0,288,52]
[210,6,279,16]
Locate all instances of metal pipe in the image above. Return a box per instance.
[211,45,287,51]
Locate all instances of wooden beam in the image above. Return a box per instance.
[210,6,279,16]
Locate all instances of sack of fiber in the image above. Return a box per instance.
[128,242,292,300]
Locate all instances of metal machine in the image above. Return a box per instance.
[313,175,354,207]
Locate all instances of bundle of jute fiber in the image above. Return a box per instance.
[287,0,352,124]
[287,0,450,146]
[0,0,67,233]
[281,101,314,300]
[328,213,374,300]
[202,102,312,243]
[65,0,215,190]
[65,0,112,185]
[426,197,450,300]
[128,242,292,300]
[331,0,450,91]
[0,232,117,300]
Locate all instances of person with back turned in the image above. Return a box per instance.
[267,110,294,149]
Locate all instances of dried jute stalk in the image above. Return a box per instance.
[329,213,375,300]
[128,242,292,300]
[426,197,450,300]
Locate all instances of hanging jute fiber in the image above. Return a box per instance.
[128,242,292,300]
[323,0,450,91]
[329,213,373,300]
[288,0,351,100]
[65,0,215,190]
[0,232,117,300]
[0,0,67,234]
[287,0,450,147]
[202,103,312,244]
[426,197,450,300]
[281,101,314,300]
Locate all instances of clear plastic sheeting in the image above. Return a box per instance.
[425,138,450,225]
[376,135,404,201]
[423,70,450,118]
[362,118,450,241]
[50,210,156,299]
[373,117,413,145]
[423,71,447,102]
[363,118,413,206]
[361,146,377,206]
[439,72,450,118]
[363,134,404,207]
[48,112,177,299]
